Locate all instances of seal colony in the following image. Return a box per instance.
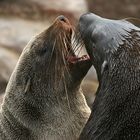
[78,13,140,139]
[0,16,91,140]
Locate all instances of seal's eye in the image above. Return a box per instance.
[38,47,47,56]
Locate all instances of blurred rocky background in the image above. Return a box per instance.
[87,0,140,19]
[0,0,139,107]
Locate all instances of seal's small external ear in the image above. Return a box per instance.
[101,60,108,75]
[24,78,31,94]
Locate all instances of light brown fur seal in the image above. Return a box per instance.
[0,16,91,140]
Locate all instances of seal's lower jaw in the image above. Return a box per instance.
[67,54,91,82]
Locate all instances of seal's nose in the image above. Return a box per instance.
[78,13,93,34]
[79,13,102,34]
[79,13,100,26]
[58,15,67,23]
[79,13,92,24]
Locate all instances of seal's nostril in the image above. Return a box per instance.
[59,15,67,23]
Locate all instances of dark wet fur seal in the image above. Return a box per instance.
[78,13,140,140]
[0,16,91,140]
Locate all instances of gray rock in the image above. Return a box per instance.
[0,17,49,52]
[0,0,87,22]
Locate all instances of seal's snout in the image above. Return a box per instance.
[79,13,92,24]
[79,13,102,32]
[80,13,101,23]
[79,13,96,26]
[79,13,95,35]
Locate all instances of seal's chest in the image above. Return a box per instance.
[36,106,89,140]
[37,113,79,140]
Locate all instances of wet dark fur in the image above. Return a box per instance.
[0,16,91,140]
[78,13,140,140]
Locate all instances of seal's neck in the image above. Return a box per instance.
[1,88,90,140]
[80,47,140,139]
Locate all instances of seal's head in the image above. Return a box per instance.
[6,15,91,100]
[78,13,140,81]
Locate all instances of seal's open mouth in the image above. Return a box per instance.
[54,15,90,64]
[67,55,90,64]
[66,31,90,64]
